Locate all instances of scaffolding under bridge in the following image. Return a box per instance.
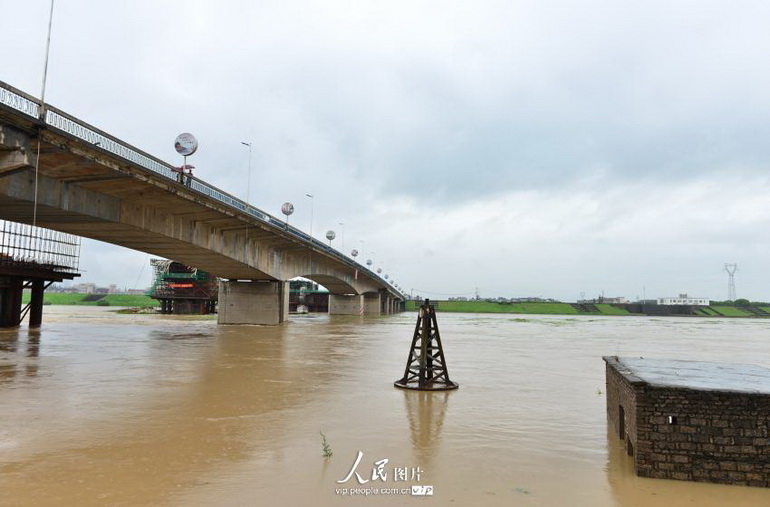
[148,259,218,314]
[0,219,80,327]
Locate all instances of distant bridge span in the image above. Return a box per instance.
[0,80,404,324]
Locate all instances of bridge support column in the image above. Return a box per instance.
[217,280,289,325]
[328,294,364,315]
[0,278,23,328]
[364,292,381,316]
[28,280,44,328]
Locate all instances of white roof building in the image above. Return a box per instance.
[657,293,710,306]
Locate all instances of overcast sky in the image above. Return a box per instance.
[4,0,770,301]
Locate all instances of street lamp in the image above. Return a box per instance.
[281,202,294,225]
[34,0,56,227]
[241,142,252,204]
[305,193,314,240]
[338,222,345,250]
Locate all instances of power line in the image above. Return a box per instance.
[724,263,738,301]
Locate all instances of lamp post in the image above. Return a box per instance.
[305,193,314,240]
[338,222,345,250]
[40,0,55,115]
[34,0,56,228]
[359,240,364,264]
[241,142,252,204]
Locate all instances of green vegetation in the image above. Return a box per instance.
[405,299,766,318]
[710,306,753,317]
[405,300,578,314]
[695,307,721,317]
[320,432,333,459]
[22,292,159,308]
[593,304,630,316]
[405,300,628,315]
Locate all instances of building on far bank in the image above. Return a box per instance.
[578,296,627,304]
[658,293,710,306]
[72,282,96,294]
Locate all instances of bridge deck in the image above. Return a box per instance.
[0,80,403,299]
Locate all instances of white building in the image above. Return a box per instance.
[658,293,710,306]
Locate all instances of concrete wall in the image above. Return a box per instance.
[363,293,381,316]
[605,357,770,487]
[328,294,363,315]
[218,280,288,325]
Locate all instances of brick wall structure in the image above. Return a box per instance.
[604,356,770,487]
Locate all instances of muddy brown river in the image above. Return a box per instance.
[2,307,770,506]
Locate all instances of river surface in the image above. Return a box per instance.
[2,307,770,506]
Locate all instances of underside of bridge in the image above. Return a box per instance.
[0,107,402,325]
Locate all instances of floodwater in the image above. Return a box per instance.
[3,308,770,506]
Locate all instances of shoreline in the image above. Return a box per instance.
[23,293,768,319]
[404,300,769,318]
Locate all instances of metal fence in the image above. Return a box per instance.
[0,219,80,274]
[0,84,39,118]
[0,80,402,296]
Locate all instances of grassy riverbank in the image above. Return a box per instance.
[23,293,768,318]
[404,300,631,315]
[22,292,158,307]
[404,300,768,317]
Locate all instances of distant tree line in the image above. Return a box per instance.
[711,299,769,306]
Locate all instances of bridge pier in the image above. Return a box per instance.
[0,278,23,328]
[328,293,383,316]
[364,292,381,316]
[387,297,397,314]
[328,294,364,315]
[29,280,44,328]
[217,280,289,325]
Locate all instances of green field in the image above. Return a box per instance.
[593,304,631,315]
[22,293,767,318]
[22,292,159,307]
[405,300,575,314]
[404,300,764,318]
[404,300,631,316]
[709,306,753,317]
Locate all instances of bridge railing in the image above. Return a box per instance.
[0,82,40,119]
[0,80,403,298]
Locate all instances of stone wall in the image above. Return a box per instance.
[639,386,770,486]
[605,358,643,458]
[604,356,770,488]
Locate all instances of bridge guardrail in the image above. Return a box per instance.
[0,83,40,119]
[0,80,404,298]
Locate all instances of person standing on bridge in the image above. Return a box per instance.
[173,164,194,186]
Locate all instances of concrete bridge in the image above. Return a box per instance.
[0,80,404,325]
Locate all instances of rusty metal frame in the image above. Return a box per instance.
[394,299,459,391]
